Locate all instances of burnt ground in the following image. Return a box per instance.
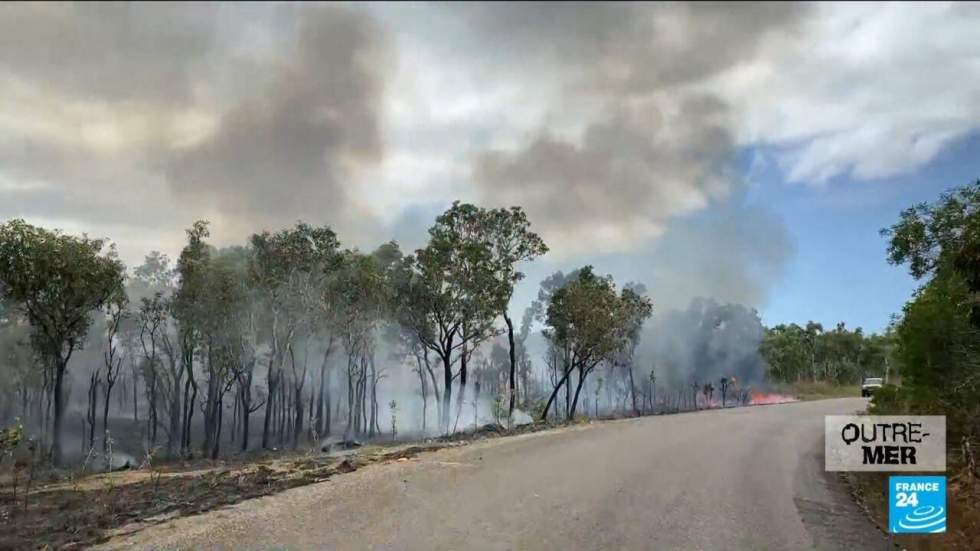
[0,421,556,550]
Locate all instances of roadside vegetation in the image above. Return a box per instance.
[845,180,980,550]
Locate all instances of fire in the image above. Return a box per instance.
[749,390,797,405]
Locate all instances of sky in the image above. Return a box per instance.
[1,2,978,334]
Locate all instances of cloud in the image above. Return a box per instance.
[711,2,980,183]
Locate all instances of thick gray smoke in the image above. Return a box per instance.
[454,2,809,257]
[0,3,393,259]
[637,298,768,390]
[165,5,392,238]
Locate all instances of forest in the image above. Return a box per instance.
[0,189,957,471]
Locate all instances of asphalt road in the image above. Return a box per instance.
[98,398,886,551]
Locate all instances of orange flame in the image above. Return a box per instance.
[749,390,797,405]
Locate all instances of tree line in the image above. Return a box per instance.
[7,180,972,471]
[0,201,662,467]
[760,321,892,385]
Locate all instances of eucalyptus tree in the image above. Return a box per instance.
[393,203,506,433]
[0,219,125,465]
[172,221,213,455]
[198,247,251,458]
[540,267,650,420]
[248,223,340,449]
[136,291,167,447]
[101,295,128,466]
[477,207,547,421]
[530,269,581,417]
[332,249,388,439]
[132,252,177,450]
[615,284,653,415]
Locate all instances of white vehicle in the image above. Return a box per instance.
[861,377,884,397]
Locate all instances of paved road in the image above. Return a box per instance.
[99,398,886,550]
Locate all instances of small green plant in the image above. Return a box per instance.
[1,420,25,510]
[0,420,24,455]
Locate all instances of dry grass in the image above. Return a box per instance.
[778,381,862,401]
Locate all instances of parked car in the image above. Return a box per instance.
[861,377,884,397]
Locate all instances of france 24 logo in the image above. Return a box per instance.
[889,476,946,534]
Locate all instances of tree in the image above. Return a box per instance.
[172,221,213,455]
[478,207,547,422]
[101,296,128,468]
[883,180,980,449]
[702,382,714,408]
[0,220,125,465]
[248,223,340,449]
[332,250,387,440]
[539,267,648,420]
[131,252,177,451]
[393,203,506,433]
[615,284,652,416]
[884,180,980,326]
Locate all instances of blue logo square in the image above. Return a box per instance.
[889,476,946,534]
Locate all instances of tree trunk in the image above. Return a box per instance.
[102,378,114,468]
[569,365,590,419]
[441,349,453,434]
[261,359,276,449]
[52,359,68,466]
[540,360,574,421]
[368,356,377,439]
[211,396,222,460]
[132,370,139,425]
[423,349,441,425]
[240,388,251,452]
[316,350,327,436]
[86,371,99,452]
[505,314,517,422]
[454,341,468,433]
[293,384,303,450]
[627,363,638,415]
[417,355,428,435]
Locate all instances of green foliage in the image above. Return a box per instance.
[868,384,912,415]
[884,179,980,324]
[544,267,652,387]
[884,179,980,448]
[545,267,623,363]
[0,219,126,361]
[1,420,24,455]
[761,321,890,385]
